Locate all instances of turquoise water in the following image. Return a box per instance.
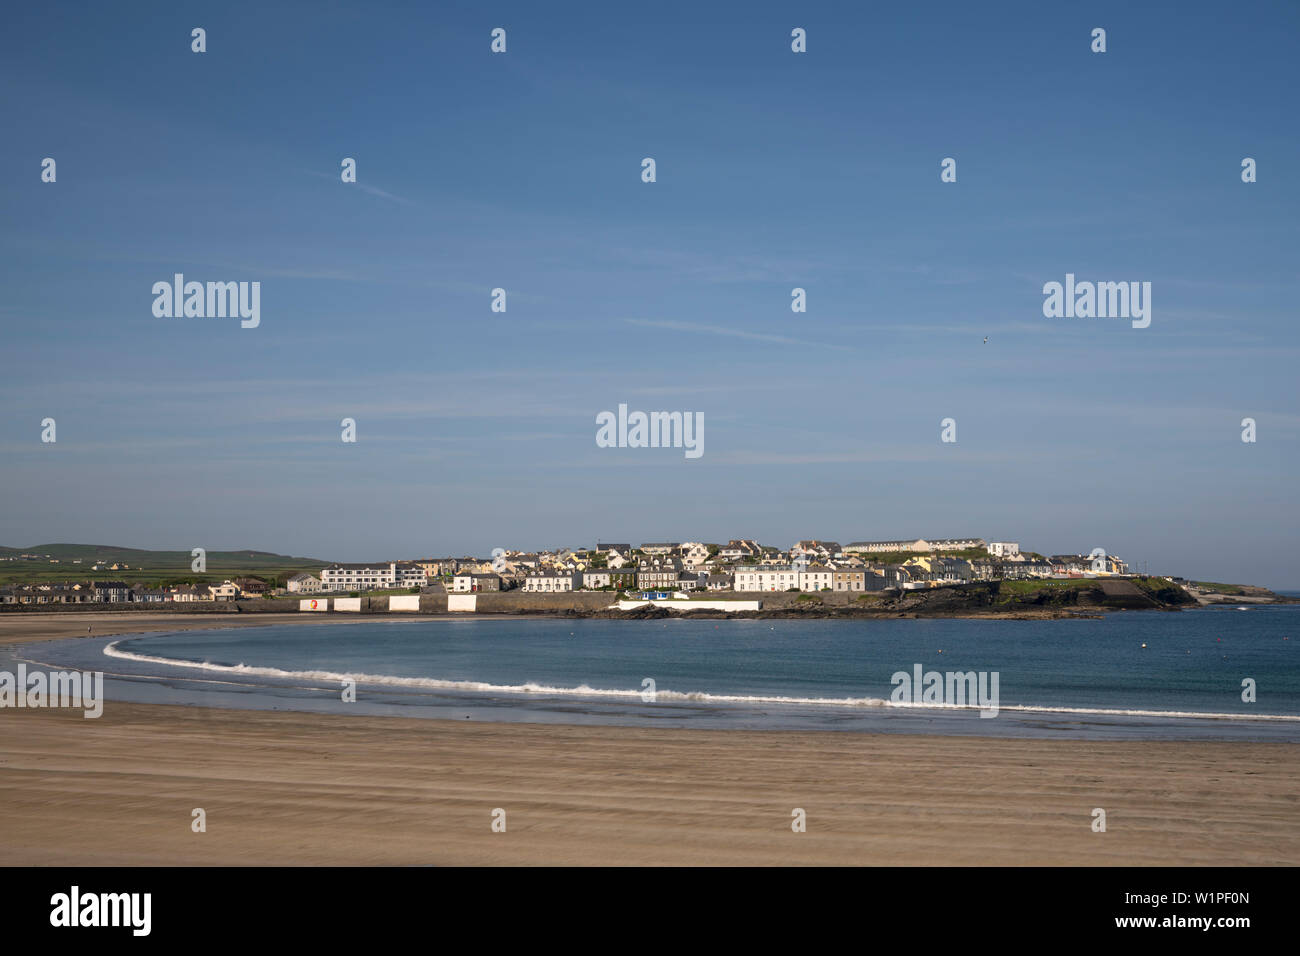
[14,604,1299,738]
[111,608,1300,716]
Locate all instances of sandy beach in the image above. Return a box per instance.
[1,613,1297,866]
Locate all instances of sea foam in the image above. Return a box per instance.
[102,641,1300,721]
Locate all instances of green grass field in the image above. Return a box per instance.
[997,579,1095,595]
[994,579,1097,605]
[0,543,330,588]
[1190,581,1246,594]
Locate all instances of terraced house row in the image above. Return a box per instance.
[733,559,975,592]
[0,578,264,604]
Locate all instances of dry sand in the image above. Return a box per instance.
[1,613,1296,866]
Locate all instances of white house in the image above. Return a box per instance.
[798,567,833,591]
[582,570,613,589]
[286,573,322,593]
[679,542,711,567]
[208,581,238,601]
[522,571,579,592]
[452,573,502,592]
[640,543,679,555]
[987,542,1020,558]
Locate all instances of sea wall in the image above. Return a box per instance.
[616,599,763,611]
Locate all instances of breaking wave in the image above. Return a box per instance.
[102,640,1300,721]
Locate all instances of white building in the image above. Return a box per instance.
[927,538,985,551]
[522,571,579,592]
[845,538,986,554]
[286,572,322,593]
[452,573,501,592]
[320,562,428,591]
[640,543,679,555]
[846,539,930,554]
[208,581,238,601]
[582,570,613,589]
[734,565,803,592]
[798,567,833,591]
[987,542,1020,558]
[679,542,710,567]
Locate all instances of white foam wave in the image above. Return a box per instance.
[102,641,1300,721]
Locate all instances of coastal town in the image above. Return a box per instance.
[0,537,1140,605]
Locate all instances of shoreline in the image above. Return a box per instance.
[5,612,1298,742]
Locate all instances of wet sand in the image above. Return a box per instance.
[0,610,485,649]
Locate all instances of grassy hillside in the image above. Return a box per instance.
[1190,581,1246,594]
[993,576,1194,609]
[0,544,331,588]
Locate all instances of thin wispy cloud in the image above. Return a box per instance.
[303,169,414,206]
[623,318,852,350]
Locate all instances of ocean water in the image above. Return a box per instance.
[15,603,1298,740]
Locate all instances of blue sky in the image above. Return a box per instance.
[2,1,1298,587]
